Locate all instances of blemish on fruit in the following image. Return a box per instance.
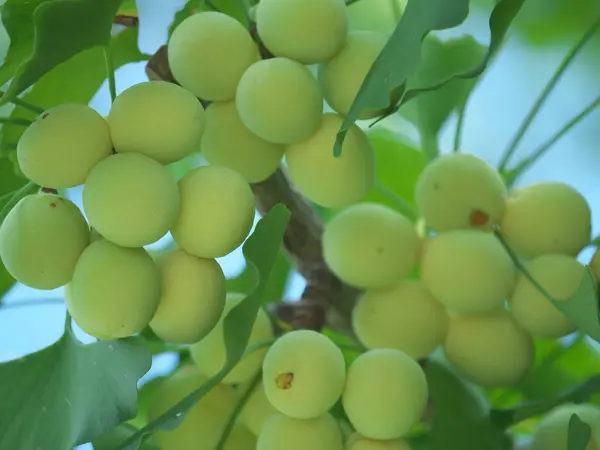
[275,372,294,390]
[469,209,489,227]
[41,112,50,119]
[50,202,57,208]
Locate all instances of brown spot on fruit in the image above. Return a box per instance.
[469,209,489,227]
[50,202,57,208]
[275,372,294,390]
[41,112,50,119]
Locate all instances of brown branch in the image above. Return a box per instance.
[113,15,139,27]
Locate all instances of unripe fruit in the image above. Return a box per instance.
[346,432,412,450]
[256,0,348,64]
[323,203,420,288]
[236,58,323,145]
[201,101,284,183]
[509,254,582,339]
[107,81,205,165]
[342,348,428,440]
[257,413,344,450]
[443,310,534,388]
[262,330,346,419]
[353,280,449,359]
[415,153,507,232]
[0,193,89,289]
[499,181,591,258]
[149,249,226,344]
[420,229,516,314]
[168,11,259,101]
[224,424,257,450]
[590,248,600,282]
[286,113,375,208]
[67,239,160,339]
[239,380,279,436]
[83,153,179,248]
[171,165,255,258]
[17,104,112,188]
[190,292,274,384]
[530,403,600,450]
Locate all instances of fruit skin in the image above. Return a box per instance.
[415,153,507,232]
[201,101,285,183]
[499,181,591,259]
[256,0,348,64]
[257,412,344,450]
[239,380,279,436]
[262,330,346,419]
[168,11,259,101]
[190,292,274,384]
[319,31,389,119]
[342,348,428,440]
[345,432,412,450]
[67,239,160,339]
[420,229,516,314]
[509,254,582,339]
[443,310,534,388]
[285,113,375,208]
[17,104,112,188]
[223,424,257,450]
[107,80,205,165]
[83,153,179,248]
[149,249,226,344]
[323,202,420,289]
[236,57,323,145]
[530,403,600,450]
[171,165,255,259]
[353,280,449,359]
[590,248,600,282]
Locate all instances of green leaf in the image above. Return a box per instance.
[212,0,249,26]
[167,0,206,37]
[128,376,170,429]
[118,0,138,16]
[93,424,159,450]
[0,0,124,105]
[115,204,291,450]
[568,414,592,450]
[0,325,152,450]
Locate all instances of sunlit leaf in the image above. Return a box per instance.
[167,0,206,37]
[568,414,592,450]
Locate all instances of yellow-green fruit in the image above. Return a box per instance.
[83,153,179,247]
[67,239,160,339]
[443,310,534,388]
[353,280,449,359]
[347,0,406,33]
[415,153,507,232]
[190,292,274,384]
[17,104,112,189]
[201,101,284,183]
[323,202,420,288]
[346,432,412,450]
[171,165,255,258]
[420,229,516,314]
[107,80,205,164]
[0,194,90,290]
[530,403,600,450]
[262,330,346,419]
[149,367,239,450]
[342,348,428,440]
[256,0,348,64]
[319,31,388,119]
[239,380,278,436]
[509,254,582,339]
[224,424,257,450]
[168,11,259,101]
[236,57,323,145]
[285,113,375,208]
[499,181,591,258]
[257,413,344,450]
[149,249,226,344]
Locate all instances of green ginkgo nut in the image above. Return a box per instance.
[239,380,279,436]
[530,403,600,450]
[257,413,344,450]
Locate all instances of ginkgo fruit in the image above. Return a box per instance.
[342,348,428,440]
[420,229,516,314]
[443,310,534,388]
[0,193,89,290]
[346,433,412,450]
[499,181,592,258]
[318,30,389,119]
[83,153,179,248]
[262,330,346,419]
[17,104,112,188]
[415,153,507,232]
[168,11,259,101]
[190,292,274,384]
[323,202,420,288]
[239,380,279,436]
[201,101,285,183]
[236,58,323,145]
[224,424,257,450]
[107,80,205,164]
[509,254,582,339]
[256,0,348,64]
[530,403,600,450]
[285,113,375,208]
[171,165,255,259]
[353,280,449,359]
[149,249,226,344]
[257,412,344,450]
[67,239,160,339]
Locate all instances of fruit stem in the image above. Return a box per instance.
[420,131,439,162]
[0,117,33,127]
[453,98,469,153]
[373,181,419,222]
[0,297,64,311]
[4,94,45,115]
[104,45,118,103]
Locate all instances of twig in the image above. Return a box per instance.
[1,94,45,115]
[113,15,139,27]
[0,117,32,127]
